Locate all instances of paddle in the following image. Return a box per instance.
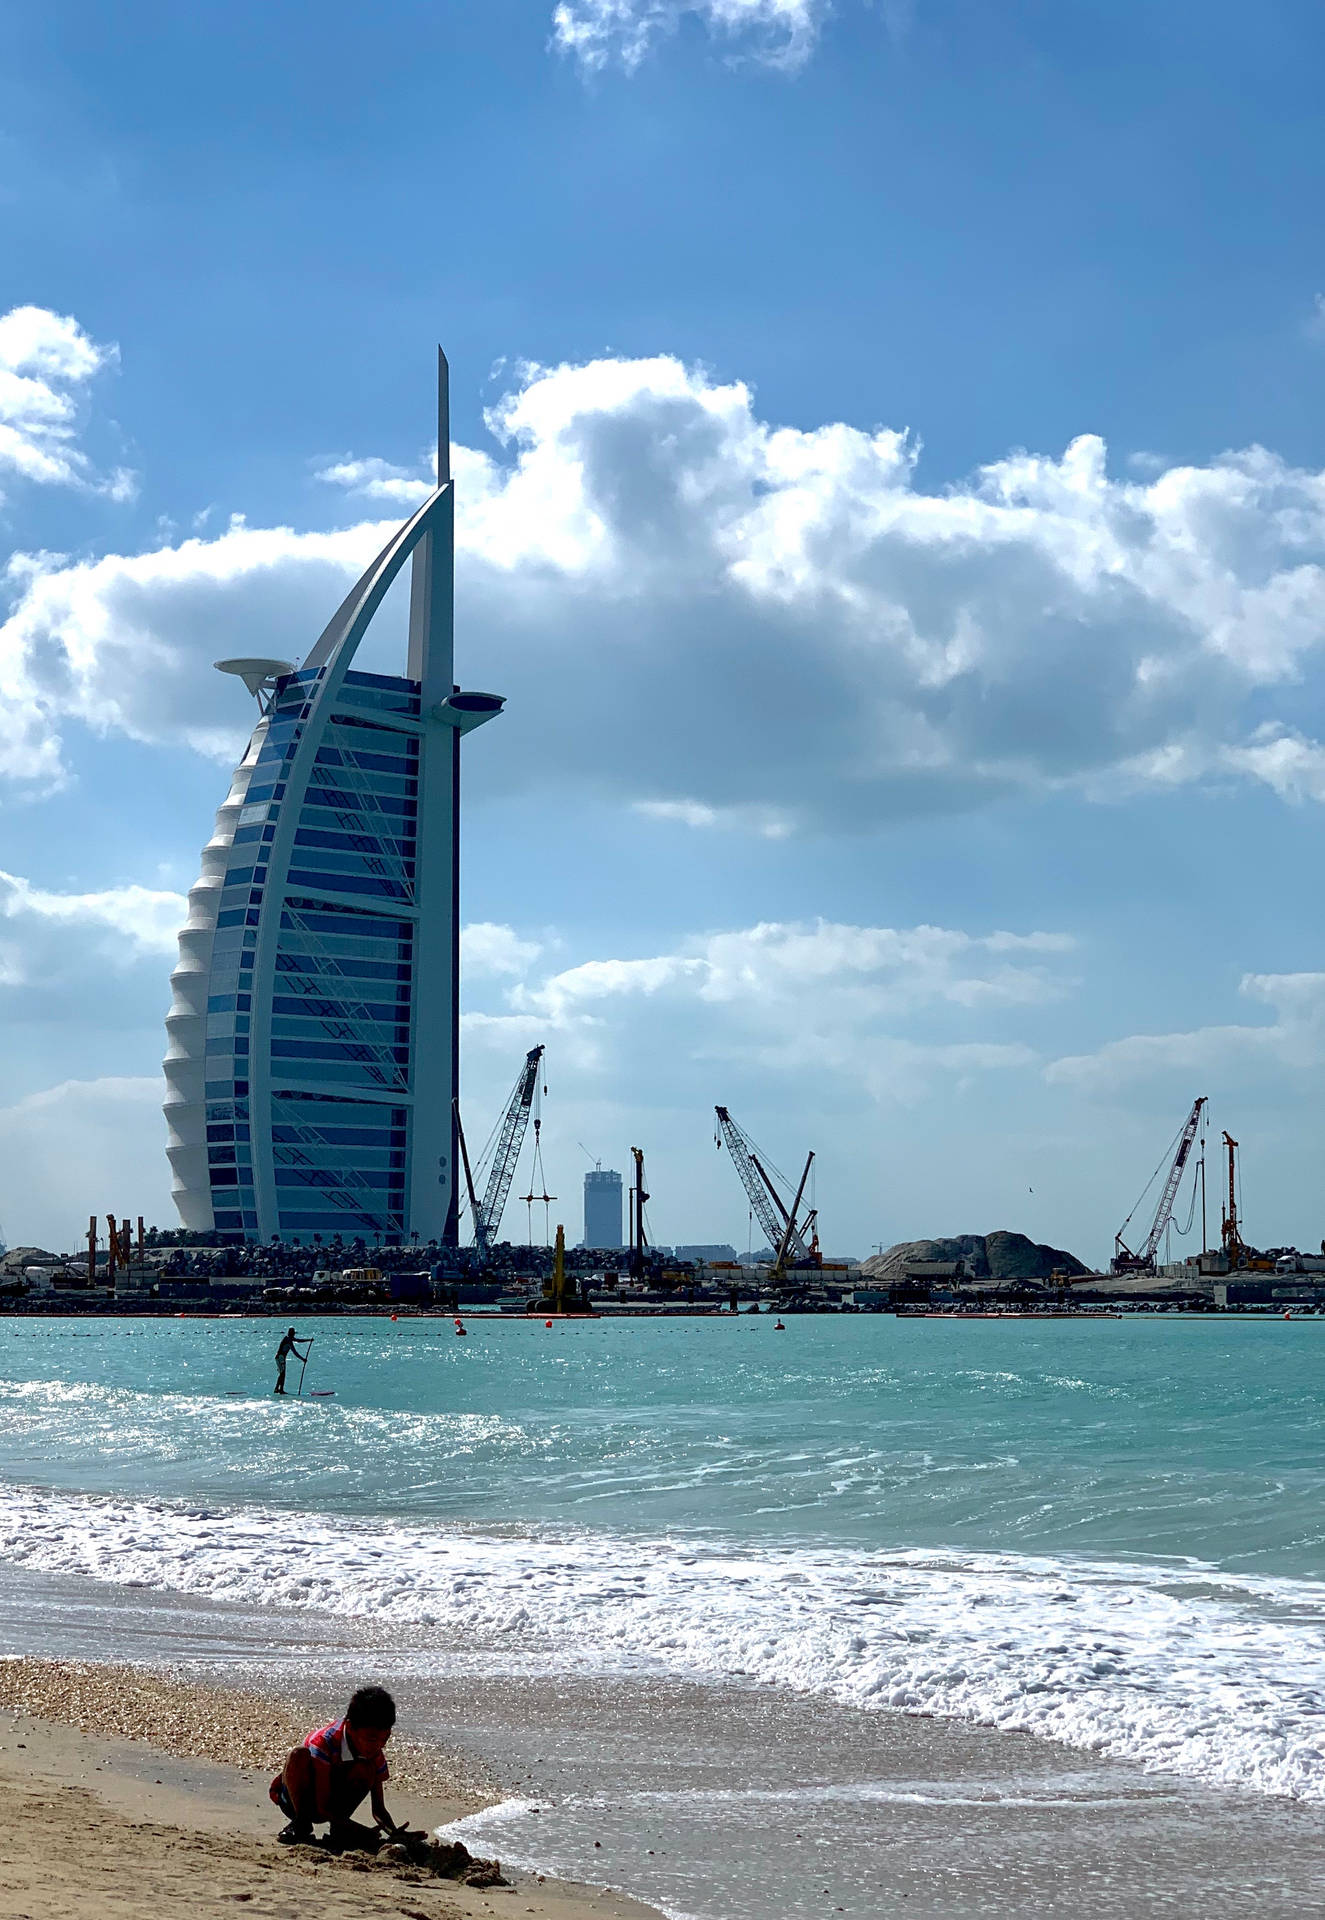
[297,1337,313,1398]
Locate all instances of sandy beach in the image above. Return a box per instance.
[2,1645,1324,1918]
[0,1659,660,1920]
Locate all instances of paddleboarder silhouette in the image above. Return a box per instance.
[274,1327,311,1395]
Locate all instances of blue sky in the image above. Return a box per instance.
[2,0,1324,1262]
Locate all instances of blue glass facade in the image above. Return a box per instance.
[200,669,420,1239]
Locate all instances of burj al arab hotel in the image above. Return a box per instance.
[163,355,502,1245]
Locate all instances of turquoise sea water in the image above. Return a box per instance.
[0,1314,1319,1572]
[0,1313,1322,1818]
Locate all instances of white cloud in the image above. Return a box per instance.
[0,517,392,786]
[339,356,1325,829]
[0,1077,169,1251]
[461,921,544,976]
[0,305,131,500]
[493,916,1070,1095]
[687,920,1073,1010]
[518,951,708,1024]
[0,870,185,983]
[1044,971,1325,1094]
[1219,725,1325,802]
[8,351,1325,826]
[552,0,824,73]
[633,797,792,836]
[635,797,720,828]
[315,455,435,505]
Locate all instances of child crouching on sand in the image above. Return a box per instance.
[271,1684,402,1849]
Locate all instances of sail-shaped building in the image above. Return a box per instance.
[163,355,502,1244]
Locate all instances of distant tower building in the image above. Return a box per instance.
[163,353,503,1245]
[583,1167,623,1250]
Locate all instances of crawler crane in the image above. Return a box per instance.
[713,1106,820,1280]
[1112,1096,1207,1274]
[455,1045,545,1256]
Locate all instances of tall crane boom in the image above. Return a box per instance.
[714,1106,811,1266]
[1220,1130,1246,1263]
[629,1146,649,1278]
[472,1046,544,1253]
[1113,1095,1206,1272]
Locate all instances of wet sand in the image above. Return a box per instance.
[427,1664,1325,1917]
[0,1576,1323,1917]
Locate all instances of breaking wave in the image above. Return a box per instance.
[0,1477,1322,1803]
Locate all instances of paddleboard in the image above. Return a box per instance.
[308,1389,337,1397]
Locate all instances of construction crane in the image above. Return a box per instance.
[628,1146,649,1278]
[456,1045,544,1255]
[1221,1130,1248,1266]
[1112,1096,1206,1274]
[714,1106,818,1277]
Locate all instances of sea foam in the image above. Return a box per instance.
[0,1477,1321,1803]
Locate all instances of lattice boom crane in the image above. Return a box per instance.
[714,1105,812,1269]
[459,1045,545,1255]
[1113,1095,1206,1273]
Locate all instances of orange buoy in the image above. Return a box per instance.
[390,1312,398,1322]
[1284,1311,1292,1320]
[545,1319,553,1329]
[774,1320,785,1331]
[455,1324,467,1336]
